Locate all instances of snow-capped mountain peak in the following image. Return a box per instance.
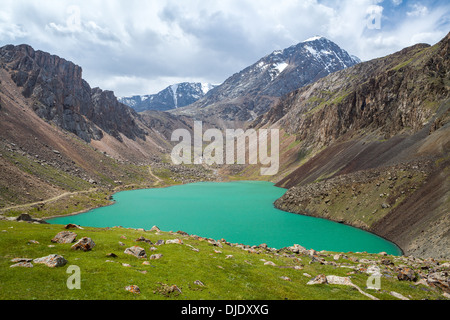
[119,82,216,112]
[303,35,325,42]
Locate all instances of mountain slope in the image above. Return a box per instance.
[171,37,360,126]
[0,44,201,208]
[119,82,216,112]
[251,33,450,259]
[0,44,148,143]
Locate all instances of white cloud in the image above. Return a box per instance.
[0,0,449,96]
[407,4,429,17]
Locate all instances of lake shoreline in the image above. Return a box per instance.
[45,180,404,255]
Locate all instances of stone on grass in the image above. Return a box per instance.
[194,280,205,287]
[10,259,33,268]
[52,231,77,244]
[10,262,33,268]
[125,285,140,294]
[166,239,183,244]
[71,237,95,251]
[326,275,353,286]
[33,254,67,268]
[65,223,83,230]
[124,246,147,259]
[135,236,153,244]
[307,274,328,285]
[397,268,417,282]
[390,291,409,300]
[11,258,32,263]
[149,254,163,260]
[150,226,160,232]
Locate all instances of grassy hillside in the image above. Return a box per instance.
[0,220,448,300]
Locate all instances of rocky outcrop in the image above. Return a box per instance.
[0,44,146,143]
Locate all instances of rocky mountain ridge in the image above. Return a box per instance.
[251,32,450,259]
[171,37,360,126]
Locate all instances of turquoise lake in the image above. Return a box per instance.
[48,181,402,255]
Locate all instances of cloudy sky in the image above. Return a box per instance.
[1,0,449,97]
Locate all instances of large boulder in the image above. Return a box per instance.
[33,254,67,267]
[51,231,77,244]
[71,237,95,251]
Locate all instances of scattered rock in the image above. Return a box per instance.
[166,239,183,244]
[27,240,39,244]
[10,262,33,268]
[289,244,307,254]
[333,254,342,261]
[16,213,48,224]
[427,272,450,293]
[11,258,32,263]
[51,231,77,244]
[149,226,161,232]
[125,285,140,294]
[71,237,95,251]
[135,236,153,244]
[154,283,182,296]
[106,253,118,258]
[326,275,353,286]
[64,223,83,230]
[149,254,163,260]
[264,261,277,266]
[309,256,326,264]
[307,274,328,285]
[397,268,417,282]
[390,291,410,300]
[124,246,147,259]
[381,258,394,266]
[194,280,205,287]
[155,240,165,246]
[280,276,291,281]
[33,254,67,268]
